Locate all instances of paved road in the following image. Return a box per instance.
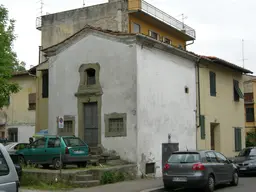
[152,177,255,192]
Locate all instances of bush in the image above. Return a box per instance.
[100,171,126,185]
[246,131,256,147]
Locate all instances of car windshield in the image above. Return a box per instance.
[238,148,256,157]
[63,137,85,147]
[168,153,200,163]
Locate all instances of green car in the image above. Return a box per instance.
[16,135,89,169]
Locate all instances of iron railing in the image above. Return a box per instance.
[36,17,42,30]
[141,0,196,39]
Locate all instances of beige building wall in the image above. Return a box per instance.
[197,61,245,157]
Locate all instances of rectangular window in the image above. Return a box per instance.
[28,93,36,110]
[246,107,255,122]
[209,71,216,96]
[105,113,127,137]
[163,37,171,44]
[60,120,73,133]
[42,71,49,98]
[234,128,242,152]
[149,30,158,40]
[200,115,205,139]
[133,23,140,33]
[233,80,243,102]
[109,118,124,133]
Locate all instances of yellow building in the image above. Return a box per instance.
[0,71,36,142]
[196,56,252,157]
[32,0,196,133]
[243,75,256,139]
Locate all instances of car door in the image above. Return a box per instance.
[215,152,233,182]
[29,138,47,163]
[206,151,221,183]
[45,138,61,164]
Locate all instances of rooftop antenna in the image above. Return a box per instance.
[40,0,44,15]
[83,0,85,7]
[176,14,188,30]
[242,39,248,68]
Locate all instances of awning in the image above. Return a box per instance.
[234,84,244,99]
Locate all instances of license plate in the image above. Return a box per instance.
[74,151,84,154]
[172,177,187,182]
[240,167,247,170]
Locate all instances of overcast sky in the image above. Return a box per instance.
[2,0,255,73]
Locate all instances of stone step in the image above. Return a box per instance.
[72,180,100,187]
[75,174,93,181]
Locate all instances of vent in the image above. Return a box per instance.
[145,162,155,174]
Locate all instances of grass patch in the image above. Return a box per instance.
[20,173,76,190]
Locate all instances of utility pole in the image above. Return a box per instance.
[242,39,245,68]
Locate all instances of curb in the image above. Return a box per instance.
[140,187,164,192]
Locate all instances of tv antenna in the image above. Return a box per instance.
[83,0,85,7]
[176,14,188,30]
[37,0,44,16]
[241,39,248,68]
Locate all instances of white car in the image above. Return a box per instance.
[0,143,20,192]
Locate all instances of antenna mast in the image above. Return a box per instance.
[241,39,248,68]
[39,0,44,16]
[83,0,85,7]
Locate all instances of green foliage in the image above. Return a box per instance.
[13,61,26,72]
[246,131,256,147]
[0,5,20,108]
[100,171,126,185]
[21,173,74,190]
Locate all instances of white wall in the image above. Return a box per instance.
[136,45,197,177]
[7,125,35,143]
[48,34,137,162]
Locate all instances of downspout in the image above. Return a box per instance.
[195,57,202,150]
[185,40,194,49]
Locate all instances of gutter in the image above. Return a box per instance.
[195,57,202,150]
[196,57,202,128]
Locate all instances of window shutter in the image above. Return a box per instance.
[209,71,216,96]
[200,115,205,139]
[234,128,242,152]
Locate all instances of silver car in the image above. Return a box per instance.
[163,150,238,192]
[0,143,20,192]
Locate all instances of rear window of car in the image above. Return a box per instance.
[0,150,9,176]
[63,137,86,147]
[168,153,200,163]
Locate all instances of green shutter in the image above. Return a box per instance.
[234,128,242,152]
[209,72,216,96]
[200,115,205,139]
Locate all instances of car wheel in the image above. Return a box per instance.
[42,164,50,169]
[203,175,215,192]
[53,158,62,170]
[230,171,239,186]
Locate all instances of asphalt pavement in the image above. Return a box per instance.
[149,176,256,192]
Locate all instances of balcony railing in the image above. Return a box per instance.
[36,17,42,30]
[140,0,196,39]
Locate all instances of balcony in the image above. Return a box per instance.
[36,17,42,30]
[128,0,196,39]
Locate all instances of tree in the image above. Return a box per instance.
[13,61,26,72]
[0,5,20,108]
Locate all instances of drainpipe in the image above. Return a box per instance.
[195,57,202,150]
[185,40,194,49]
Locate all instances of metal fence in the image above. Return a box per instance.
[141,0,196,39]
